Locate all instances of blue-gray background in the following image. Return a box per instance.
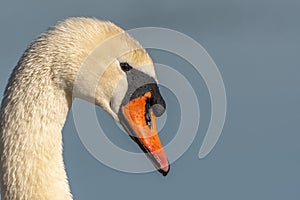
[0,0,299,199]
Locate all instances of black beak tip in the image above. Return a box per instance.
[158,164,170,176]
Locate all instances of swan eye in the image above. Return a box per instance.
[120,62,132,72]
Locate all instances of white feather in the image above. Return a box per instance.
[0,17,156,200]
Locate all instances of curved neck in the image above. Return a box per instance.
[0,66,72,200]
[0,17,152,200]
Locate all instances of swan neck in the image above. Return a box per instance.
[0,68,72,200]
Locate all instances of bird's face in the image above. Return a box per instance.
[104,50,169,176]
[55,21,169,176]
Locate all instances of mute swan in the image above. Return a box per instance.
[0,17,169,200]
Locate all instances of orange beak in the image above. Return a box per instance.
[120,92,169,176]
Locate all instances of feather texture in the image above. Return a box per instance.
[0,17,155,200]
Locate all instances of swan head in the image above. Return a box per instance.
[95,50,169,176]
[113,56,169,176]
[59,18,169,176]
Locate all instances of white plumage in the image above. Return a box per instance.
[0,17,168,200]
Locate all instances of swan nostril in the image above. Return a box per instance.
[145,97,152,128]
